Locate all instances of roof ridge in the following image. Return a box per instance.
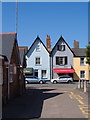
[0,33,16,35]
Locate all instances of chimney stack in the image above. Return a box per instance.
[74,40,79,48]
[46,35,51,51]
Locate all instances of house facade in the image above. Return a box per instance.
[51,36,75,79]
[73,48,90,81]
[0,33,22,104]
[26,36,50,80]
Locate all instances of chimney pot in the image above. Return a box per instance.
[74,40,79,48]
[46,35,51,51]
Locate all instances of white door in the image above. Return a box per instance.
[41,70,47,78]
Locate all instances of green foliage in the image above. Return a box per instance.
[86,42,90,65]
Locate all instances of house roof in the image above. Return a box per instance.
[26,36,50,55]
[51,36,75,56]
[0,33,17,63]
[0,54,8,61]
[19,46,28,65]
[0,33,16,35]
[72,48,86,57]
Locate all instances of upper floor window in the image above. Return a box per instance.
[35,57,41,65]
[80,57,85,66]
[80,70,85,79]
[36,44,40,52]
[56,56,67,65]
[57,45,65,51]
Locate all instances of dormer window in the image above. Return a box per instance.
[36,44,40,52]
[60,45,65,51]
[57,45,65,51]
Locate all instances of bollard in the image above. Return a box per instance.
[81,80,84,88]
[84,80,87,92]
[78,80,81,88]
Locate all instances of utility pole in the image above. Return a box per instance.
[16,0,18,34]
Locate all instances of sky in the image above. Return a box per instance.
[2,2,88,48]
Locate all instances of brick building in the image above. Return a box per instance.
[0,33,22,104]
[19,46,28,94]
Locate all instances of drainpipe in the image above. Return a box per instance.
[4,61,9,100]
[50,54,51,80]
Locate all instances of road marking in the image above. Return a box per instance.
[77,95,83,99]
[69,94,73,99]
[78,105,90,116]
[77,99,84,105]
[69,92,84,104]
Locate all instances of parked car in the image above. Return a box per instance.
[51,75,73,84]
[25,76,49,84]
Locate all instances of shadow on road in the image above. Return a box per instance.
[2,88,64,119]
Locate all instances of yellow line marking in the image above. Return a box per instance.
[79,105,90,107]
[69,94,73,99]
[84,110,90,112]
[79,105,90,116]
[69,92,85,104]
[82,112,88,114]
[78,99,84,104]
[76,95,83,99]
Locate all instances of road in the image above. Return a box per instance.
[3,82,89,119]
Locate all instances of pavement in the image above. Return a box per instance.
[2,82,89,119]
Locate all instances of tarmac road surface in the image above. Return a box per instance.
[2,83,89,119]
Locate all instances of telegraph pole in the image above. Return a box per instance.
[16,0,18,34]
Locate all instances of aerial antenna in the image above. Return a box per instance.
[16,0,18,34]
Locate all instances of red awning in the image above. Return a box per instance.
[53,69,75,73]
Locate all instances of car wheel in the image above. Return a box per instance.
[53,80,57,84]
[68,80,72,83]
[39,80,43,84]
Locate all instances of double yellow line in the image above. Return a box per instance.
[69,92,84,104]
[69,92,90,117]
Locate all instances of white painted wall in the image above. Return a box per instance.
[26,39,50,79]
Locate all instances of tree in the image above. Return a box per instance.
[86,42,90,65]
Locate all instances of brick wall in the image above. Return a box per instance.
[9,41,21,99]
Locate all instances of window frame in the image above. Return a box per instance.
[56,56,67,65]
[60,45,65,51]
[57,45,65,51]
[80,70,86,79]
[36,44,41,52]
[80,57,85,66]
[35,57,41,65]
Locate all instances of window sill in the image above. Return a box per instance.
[36,51,40,52]
[35,64,42,66]
[80,78,86,79]
[9,81,13,83]
[56,64,67,66]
